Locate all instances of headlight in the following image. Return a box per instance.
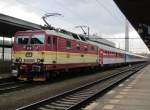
[16,57,22,63]
[37,59,41,63]
[37,59,44,63]
[16,58,19,62]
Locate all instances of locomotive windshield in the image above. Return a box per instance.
[16,34,45,45]
[31,34,45,44]
[16,36,29,44]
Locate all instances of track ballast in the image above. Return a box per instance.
[16,63,147,110]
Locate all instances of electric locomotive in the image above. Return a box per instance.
[12,29,101,81]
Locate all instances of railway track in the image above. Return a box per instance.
[0,76,29,94]
[0,64,135,95]
[16,63,147,110]
[0,76,17,83]
[0,80,47,95]
[0,64,137,95]
[0,80,29,94]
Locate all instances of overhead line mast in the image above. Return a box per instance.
[125,19,129,52]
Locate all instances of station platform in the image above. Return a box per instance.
[0,73,12,79]
[84,64,150,110]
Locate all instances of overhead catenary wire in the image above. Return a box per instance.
[17,0,123,33]
[18,0,86,24]
[94,37,142,39]
[95,0,123,24]
[17,0,87,32]
[54,0,90,26]
[16,0,48,14]
[15,0,141,40]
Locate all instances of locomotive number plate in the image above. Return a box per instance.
[25,52,32,57]
[24,59,35,63]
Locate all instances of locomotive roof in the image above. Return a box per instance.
[45,30,115,47]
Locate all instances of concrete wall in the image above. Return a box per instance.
[0,60,11,74]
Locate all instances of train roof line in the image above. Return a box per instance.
[15,29,147,58]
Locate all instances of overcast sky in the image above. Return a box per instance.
[0,0,149,53]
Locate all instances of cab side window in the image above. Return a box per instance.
[66,40,72,49]
[53,37,57,45]
[47,36,52,44]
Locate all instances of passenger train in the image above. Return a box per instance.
[11,29,147,81]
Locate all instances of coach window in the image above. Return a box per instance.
[112,52,113,56]
[116,53,118,57]
[66,40,72,49]
[107,51,109,56]
[118,53,120,57]
[117,53,119,57]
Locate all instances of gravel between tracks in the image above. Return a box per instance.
[0,68,125,110]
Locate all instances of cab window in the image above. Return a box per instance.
[16,36,29,44]
[31,34,45,44]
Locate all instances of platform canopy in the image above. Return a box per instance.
[114,0,150,49]
[0,13,41,37]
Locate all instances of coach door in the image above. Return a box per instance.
[52,36,58,64]
[47,35,57,64]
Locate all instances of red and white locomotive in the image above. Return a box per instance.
[11,29,147,81]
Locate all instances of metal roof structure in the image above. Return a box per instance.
[114,0,150,50]
[0,13,41,37]
[0,13,42,61]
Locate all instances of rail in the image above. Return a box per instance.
[16,63,147,110]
